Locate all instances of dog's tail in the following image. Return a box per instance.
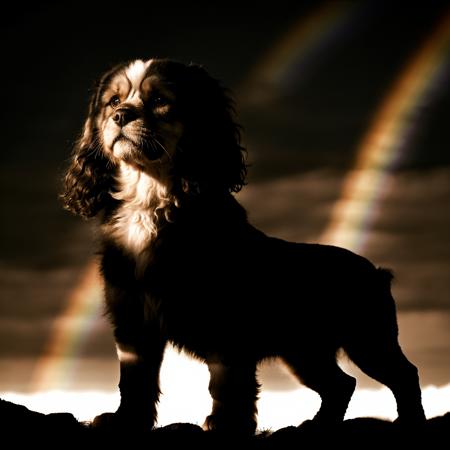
[373,267,399,333]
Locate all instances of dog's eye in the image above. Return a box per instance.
[109,95,121,108]
[153,96,168,107]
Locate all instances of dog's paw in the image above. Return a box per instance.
[394,412,427,428]
[91,411,152,433]
[92,412,118,430]
[203,413,256,435]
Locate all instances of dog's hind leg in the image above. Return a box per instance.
[282,352,356,424]
[203,360,260,434]
[344,338,425,423]
[343,271,425,424]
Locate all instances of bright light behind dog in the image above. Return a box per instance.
[3,348,450,429]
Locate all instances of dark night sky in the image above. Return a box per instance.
[1,0,449,398]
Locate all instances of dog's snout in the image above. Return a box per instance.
[112,107,137,127]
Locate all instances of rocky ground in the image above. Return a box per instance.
[1,398,448,448]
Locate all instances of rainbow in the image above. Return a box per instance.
[320,11,450,252]
[30,260,103,391]
[240,2,361,103]
[30,7,450,396]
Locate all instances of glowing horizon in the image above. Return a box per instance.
[6,371,450,429]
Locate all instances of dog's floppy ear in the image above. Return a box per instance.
[176,64,247,195]
[61,77,113,219]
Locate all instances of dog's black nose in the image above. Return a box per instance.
[112,107,137,127]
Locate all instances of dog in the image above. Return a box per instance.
[61,58,425,433]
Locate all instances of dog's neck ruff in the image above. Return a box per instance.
[108,162,172,258]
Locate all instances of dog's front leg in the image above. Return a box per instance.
[93,284,166,431]
[114,336,165,429]
[203,360,259,435]
[94,330,165,431]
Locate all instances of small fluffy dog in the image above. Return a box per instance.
[62,58,425,433]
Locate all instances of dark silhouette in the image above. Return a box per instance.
[61,58,425,433]
[1,398,448,446]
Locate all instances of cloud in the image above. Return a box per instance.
[0,164,96,270]
[0,263,111,358]
[397,311,450,386]
[237,169,342,242]
[0,267,78,319]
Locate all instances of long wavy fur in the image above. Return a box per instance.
[61,139,112,218]
[174,63,247,195]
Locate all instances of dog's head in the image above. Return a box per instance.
[62,58,247,218]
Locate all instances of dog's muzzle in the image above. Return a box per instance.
[111,107,164,161]
[112,107,138,128]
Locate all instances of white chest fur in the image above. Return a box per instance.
[108,163,171,257]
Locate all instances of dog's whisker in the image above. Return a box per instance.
[150,135,172,160]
